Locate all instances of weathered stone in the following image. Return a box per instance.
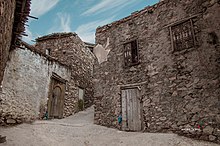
[0,0,16,86]
[172,91,178,96]
[6,119,16,124]
[129,67,137,71]
[93,0,220,144]
[169,77,176,81]
[16,119,22,124]
[209,135,216,141]
[1,45,71,123]
[203,126,214,135]
[191,114,199,122]
[213,128,220,136]
[35,33,96,113]
[159,117,167,121]
[191,105,200,113]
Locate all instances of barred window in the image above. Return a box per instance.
[124,40,139,67]
[170,19,195,51]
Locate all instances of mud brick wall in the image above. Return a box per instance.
[94,0,220,143]
[35,33,96,116]
[0,46,71,125]
[0,0,16,87]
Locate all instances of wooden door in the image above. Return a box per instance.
[48,77,65,119]
[121,88,142,131]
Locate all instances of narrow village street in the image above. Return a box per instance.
[1,0,220,145]
[0,106,219,146]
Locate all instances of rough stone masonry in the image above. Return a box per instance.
[0,32,96,125]
[0,0,31,125]
[0,42,71,125]
[0,0,16,88]
[94,0,220,143]
[0,0,31,87]
[35,33,96,116]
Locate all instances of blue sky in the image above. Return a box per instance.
[23,0,159,44]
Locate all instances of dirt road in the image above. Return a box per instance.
[0,106,219,146]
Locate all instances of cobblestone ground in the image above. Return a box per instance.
[0,106,219,146]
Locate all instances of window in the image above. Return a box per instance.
[46,48,51,55]
[78,87,84,111]
[78,88,84,100]
[124,40,139,67]
[88,47,94,53]
[170,19,195,51]
[0,85,2,93]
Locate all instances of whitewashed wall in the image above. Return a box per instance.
[0,47,71,124]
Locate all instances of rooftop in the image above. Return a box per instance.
[36,32,77,42]
[12,0,31,49]
[19,41,70,68]
[96,0,166,33]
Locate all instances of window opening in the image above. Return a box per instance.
[46,48,51,55]
[124,40,139,67]
[170,19,195,51]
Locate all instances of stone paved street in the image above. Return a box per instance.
[0,106,219,146]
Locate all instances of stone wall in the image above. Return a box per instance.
[0,46,71,124]
[35,33,96,115]
[94,0,220,143]
[0,0,16,87]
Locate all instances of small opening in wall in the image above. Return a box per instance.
[124,40,139,67]
[170,19,196,52]
[88,47,93,53]
[46,48,51,55]
[208,32,219,45]
[78,87,85,111]
[0,85,2,93]
[148,9,153,14]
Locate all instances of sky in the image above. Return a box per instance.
[23,0,160,44]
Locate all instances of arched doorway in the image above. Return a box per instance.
[47,74,66,119]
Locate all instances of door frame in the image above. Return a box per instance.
[47,73,66,119]
[120,86,143,131]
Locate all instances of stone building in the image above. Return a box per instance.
[0,0,96,124]
[0,41,71,124]
[0,0,32,125]
[35,33,96,115]
[84,42,95,53]
[0,31,96,124]
[94,0,220,143]
[0,0,31,89]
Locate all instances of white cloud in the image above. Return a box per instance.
[73,0,95,7]
[82,0,136,16]
[75,17,115,43]
[57,13,71,32]
[22,27,40,44]
[48,13,72,34]
[30,0,59,17]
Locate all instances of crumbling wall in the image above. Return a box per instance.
[35,33,96,116]
[94,0,220,143]
[0,0,16,87]
[0,47,71,124]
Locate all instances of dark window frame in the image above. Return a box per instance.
[124,40,139,67]
[169,18,196,52]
